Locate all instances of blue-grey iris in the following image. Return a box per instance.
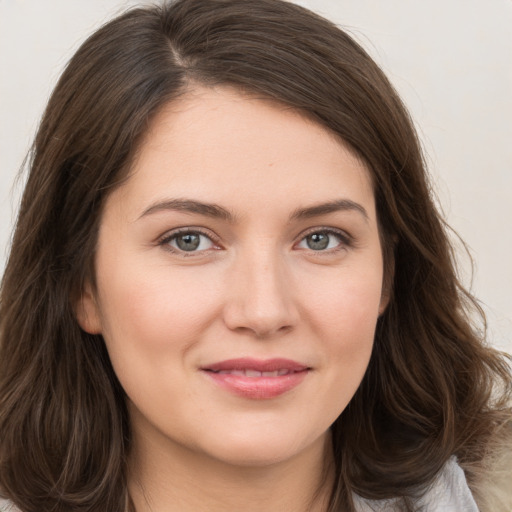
[306,232,329,250]
[176,233,201,251]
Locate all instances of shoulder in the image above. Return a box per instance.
[461,422,512,512]
[417,457,480,510]
[353,456,479,511]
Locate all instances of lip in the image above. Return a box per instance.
[201,358,310,400]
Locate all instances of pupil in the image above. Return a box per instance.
[307,232,329,250]
[177,233,200,251]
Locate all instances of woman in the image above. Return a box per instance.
[0,0,510,511]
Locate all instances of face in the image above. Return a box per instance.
[78,87,387,469]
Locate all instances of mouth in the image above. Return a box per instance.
[208,368,296,377]
[201,358,311,399]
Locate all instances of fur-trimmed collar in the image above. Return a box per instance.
[462,423,512,512]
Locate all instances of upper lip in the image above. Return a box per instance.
[201,358,309,373]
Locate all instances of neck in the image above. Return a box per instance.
[128,422,334,512]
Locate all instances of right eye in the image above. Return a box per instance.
[160,229,217,254]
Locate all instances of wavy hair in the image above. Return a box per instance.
[0,1,510,511]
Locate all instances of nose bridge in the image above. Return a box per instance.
[223,239,298,337]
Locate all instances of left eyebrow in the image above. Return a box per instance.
[290,199,369,222]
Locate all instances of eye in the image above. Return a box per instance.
[296,229,350,251]
[160,229,217,253]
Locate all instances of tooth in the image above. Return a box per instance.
[278,369,289,376]
[262,371,279,377]
[231,370,245,376]
[245,369,262,377]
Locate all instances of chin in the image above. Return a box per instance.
[198,428,326,468]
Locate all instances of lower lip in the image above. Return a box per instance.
[203,370,309,399]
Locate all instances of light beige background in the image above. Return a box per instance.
[1,0,511,353]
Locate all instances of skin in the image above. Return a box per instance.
[77,86,388,512]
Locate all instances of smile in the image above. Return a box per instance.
[210,369,293,377]
[201,358,310,399]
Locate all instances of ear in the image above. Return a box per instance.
[378,286,391,316]
[74,280,102,334]
[378,245,396,316]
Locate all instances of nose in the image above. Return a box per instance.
[222,247,299,339]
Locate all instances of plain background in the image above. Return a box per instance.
[0,0,511,353]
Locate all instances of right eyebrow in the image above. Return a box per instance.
[138,198,237,222]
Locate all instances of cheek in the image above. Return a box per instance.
[309,264,383,340]
[94,262,226,423]
[308,268,382,401]
[95,256,225,362]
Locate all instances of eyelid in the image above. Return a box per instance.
[157,227,222,255]
[294,226,354,251]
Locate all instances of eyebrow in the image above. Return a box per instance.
[139,198,368,223]
[290,199,368,222]
[139,199,236,222]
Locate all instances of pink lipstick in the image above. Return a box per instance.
[201,358,310,399]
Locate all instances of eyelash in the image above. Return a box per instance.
[158,228,221,257]
[158,227,353,256]
[297,227,353,254]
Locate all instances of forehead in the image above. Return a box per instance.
[113,86,375,222]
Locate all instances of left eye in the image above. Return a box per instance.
[165,231,215,252]
[297,230,346,251]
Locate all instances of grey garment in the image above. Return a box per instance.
[0,500,16,512]
[0,458,478,512]
[354,457,479,511]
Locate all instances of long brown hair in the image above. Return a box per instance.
[1,1,510,511]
